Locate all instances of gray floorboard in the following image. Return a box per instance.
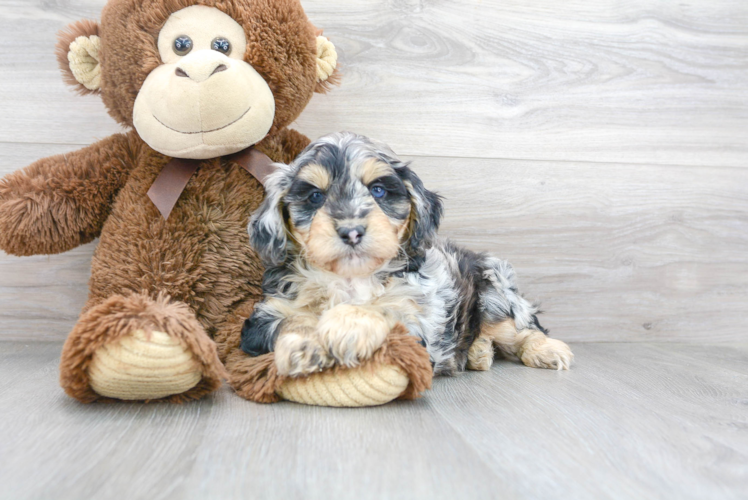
[1,341,746,500]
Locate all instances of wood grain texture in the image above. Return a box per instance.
[1,341,746,500]
[0,144,93,341]
[427,342,748,500]
[299,0,748,167]
[1,1,747,166]
[412,156,748,343]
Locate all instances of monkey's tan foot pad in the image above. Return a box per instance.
[60,293,225,403]
[228,324,433,407]
[88,330,203,400]
[278,364,410,407]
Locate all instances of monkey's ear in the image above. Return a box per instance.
[314,35,340,93]
[56,20,102,95]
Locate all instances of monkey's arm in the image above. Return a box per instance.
[0,131,140,256]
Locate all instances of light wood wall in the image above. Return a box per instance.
[1,0,746,342]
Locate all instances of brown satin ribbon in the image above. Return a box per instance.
[147,147,276,219]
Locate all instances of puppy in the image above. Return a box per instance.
[241,132,573,377]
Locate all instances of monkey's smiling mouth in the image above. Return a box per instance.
[152,106,251,135]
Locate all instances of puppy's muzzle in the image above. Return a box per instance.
[337,225,366,247]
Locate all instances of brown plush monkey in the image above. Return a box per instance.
[0,0,343,403]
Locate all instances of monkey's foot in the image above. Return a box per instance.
[61,293,225,403]
[88,329,203,400]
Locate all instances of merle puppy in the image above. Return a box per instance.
[241,132,573,377]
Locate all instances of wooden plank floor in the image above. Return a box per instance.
[1,341,746,500]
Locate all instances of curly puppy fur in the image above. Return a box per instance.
[241,132,574,377]
[0,0,338,402]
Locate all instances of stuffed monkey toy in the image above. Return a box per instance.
[0,0,432,405]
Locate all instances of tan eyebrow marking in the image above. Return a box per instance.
[358,159,395,185]
[297,163,331,190]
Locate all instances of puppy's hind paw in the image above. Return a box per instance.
[519,335,574,371]
[274,333,334,377]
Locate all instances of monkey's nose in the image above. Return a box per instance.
[175,64,227,80]
[338,226,366,247]
[175,53,230,83]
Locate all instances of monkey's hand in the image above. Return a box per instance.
[316,304,390,368]
[0,132,138,256]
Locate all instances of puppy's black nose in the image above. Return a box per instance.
[338,225,366,246]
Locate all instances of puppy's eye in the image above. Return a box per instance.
[173,36,193,56]
[308,191,326,205]
[211,37,232,55]
[370,185,387,199]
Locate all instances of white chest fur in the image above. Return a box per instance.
[291,267,391,313]
[324,276,386,306]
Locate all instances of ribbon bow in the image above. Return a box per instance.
[147,147,276,219]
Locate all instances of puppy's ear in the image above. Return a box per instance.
[398,165,443,257]
[248,168,292,266]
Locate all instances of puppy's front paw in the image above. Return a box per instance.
[274,333,334,377]
[317,305,389,367]
[519,334,574,371]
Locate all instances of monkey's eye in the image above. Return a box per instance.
[173,36,193,56]
[370,185,387,199]
[308,191,326,206]
[211,37,232,55]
